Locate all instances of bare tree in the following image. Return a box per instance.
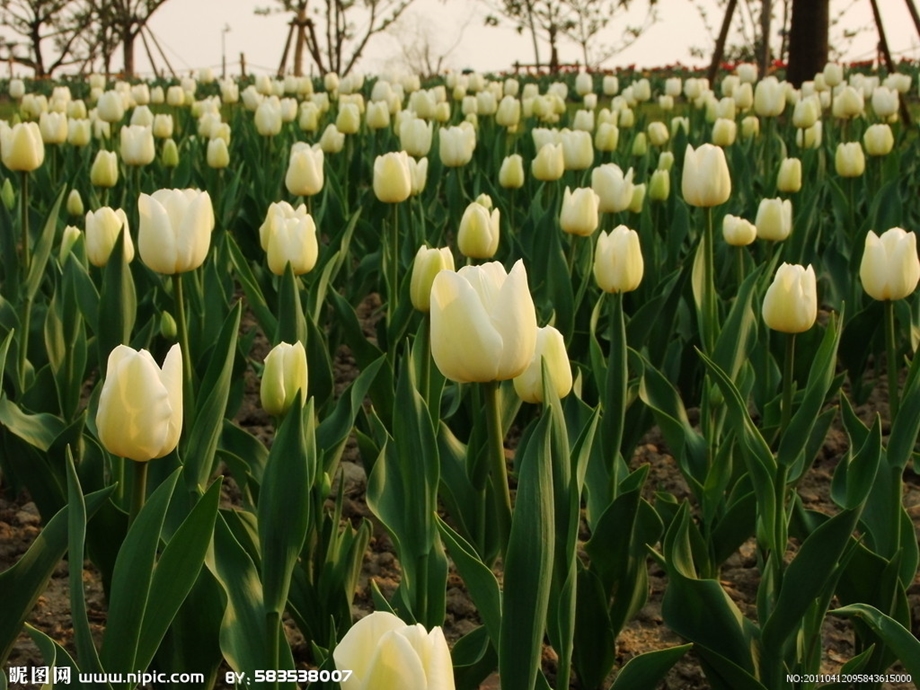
[257,0,418,77]
[559,0,658,68]
[385,10,470,78]
[92,0,170,77]
[0,0,95,76]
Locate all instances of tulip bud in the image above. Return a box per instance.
[681,143,731,207]
[1,178,13,210]
[67,189,84,217]
[285,143,324,196]
[299,101,319,131]
[120,125,155,166]
[560,129,594,170]
[863,124,894,157]
[776,158,802,193]
[711,118,737,147]
[754,76,785,117]
[410,245,455,311]
[261,342,308,416]
[560,186,600,237]
[496,153,524,189]
[97,344,183,461]
[737,63,758,83]
[159,138,178,168]
[594,225,643,293]
[628,183,646,213]
[458,200,500,259]
[835,142,865,177]
[792,95,820,129]
[649,169,670,202]
[594,122,618,152]
[86,207,134,267]
[90,151,119,188]
[630,131,648,157]
[513,325,573,403]
[796,121,822,149]
[439,125,476,167]
[60,224,82,265]
[67,118,91,146]
[372,151,411,203]
[399,118,433,157]
[734,82,754,110]
[823,62,843,87]
[138,189,214,274]
[870,87,899,120]
[762,263,817,333]
[366,100,390,130]
[255,99,282,136]
[647,121,669,148]
[160,311,178,339]
[531,143,564,182]
[96,90,125,123]
[260,202,319,276]
[320,124,345,153]
[207,137,230,169]
[39,111,67,144]
[722,214,757,246]
[832,86,864,119]
[1,122,44,172]
[860,228,920,301]
[336,102,361,134]
[166,85,185,107]
[658,151,675,171]
[408,157,428,196]
[9,78,25,100]
[592,163,634,213]
[740,115,760,139]
[755,197,793,241]
[430,260,536,382]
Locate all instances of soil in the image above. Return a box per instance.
[3,304,920,690]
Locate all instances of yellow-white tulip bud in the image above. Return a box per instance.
[366,100,390,130]
[734,82,754,109]
[299,102,319,131]
[320,124,345,153]
[1,122,44,172]
[120,125,155,166]
[67,189,84,217]
[166,85,185,107]
[430,260,536,383]
[96,90,125,123]
[161,138,179,168]
[722,214,757,246]
[711,118,737,147]
[754,76,785,117]
[373,151,412,203]
[762,263,817,333]
[870,87,899,120]
[649,169,670,202]
[560,186,600,237]
[336,103,361,134]
[863,124,894,157]
[594,122,619,152]
[39,111,67,144]
[832,86,864,119]
[458,200,500,259]
[399,118,433,157]
[60,224,81,265]
[647,121,668,148]
[628,183,646,213]
[513,325,573,403]
[740,115,760,139]
[86,207,134,267]
[594,225,643,293]
[860,228,920,301]
[67,118,91,146]
[285,143,324,196]
[797,121,822,149]
[207,137,230,169]
[631,132,648,157]
[681,143,731,207]
[658,151,675,171]
[496,96,521,128]
[260,202,318,276]
[499,154,525,189]
[411,245,455,312]
[9,78,25,100]
[755,197,793,241]
[737,63,758,83]
[130,105,154,128]
[255,99,282,136]
[261,342,308,416]
[792,96,820,129]
[532,143,564,181]
[1,178,13,210]
[138,189,214,274]
[561,129,594,170]
[592,163,634,213]
[439,125,476,167]
[97,344,182,462]
[409,157,428,196]
[776,158,802,193]
[823,62,843,87]
[90,150,118,187]
[835,142,865,177]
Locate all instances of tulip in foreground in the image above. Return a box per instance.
[762,263,817,333]
[681,143,731,207]
[97,344,182,462]
[261,341,308,417]
[594,225,643,293]
[373,151,412,203]
[559,186,600,237]
[457,199,500,259]
[285,143,324,196]
[513,325,573,404]
[430,260,536,383]
[860,228,920,302]
[138,189,215,274]
[1,122,45,172]
[333,611,455,690]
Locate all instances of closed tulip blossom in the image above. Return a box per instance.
[592,164,634,213]
[97,344,182,462]
[863,124,894,157]
[649,169,670,202]
[594,225,643,293]
[682,143,731,207]
[399,117,434,157]
[860,228,920,301]
[120,125,155,166]
[333,611,455,690]
[711,118,737,147]
[90,150,118,187]
[373,151,412,203]
[430,260,537,383]
[408,156,428,196]
[647,121,669,147]
[871,86,899,120]
[835,142,865,177]
[439,124,476,167]
[39,112,68,144]
[762,263,817,333]
[560,186,600,236]
[319,124,345,153]
[513,325,573,403]
[138,189,214,274]
[260,341,308,416]
[86,207,134,266]
[1,122,45,172]
[499,154,525,189]
[254,99,282,136]
[560,129,594,170]
[458,198,500,259]
[259,201,319,276]
[756,197,793,241]
[285,143,324,196]
[722,214,757,246]
[532,143,565,181]
[776,158,802,193]
[410,245,455,311]
[207,137,230,169]
[754,76,786,117]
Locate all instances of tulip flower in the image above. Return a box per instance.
[336,102,361,134]
[408,156,428,196]
[1,122,44,172]
[755,198,793,242]
[319,124,345,153]
[399,117,434,157]
[67,118,91,146]
[863,124,894,157]
[138,189,214,275]
[711,118,737,147]
[560,186,600,237]
[259,201,318,276]
[86,207,134,267]
[871,86,898,120]
[366,100,390,130]
[255,99,282,136]
[776,158,802,193]
[722,214,757,246]
[630,132,648,157]
[792,96,820,129]
[560,129,593,170]
[649,169,670,202]
[166,85,185,107]
[97,344,183,462]
[762,263,817,333]
[430,260,536,383]
[628,183,646,214]
[658,151,675,171]
[740,115,760,139]
[90,150,119,188]
[592,163,634,213]
[161,139,179,168]
[823,62,843,87]
[207,137,230,169]
[496,96,521,128]
[120,125,155,166]
[438,125,475,167]
[67,189,84,217]
[797,121,822,149]
[594,122,619,151]
[96,90,125,123]
[299,102,320,131]
[39,111,67,145]
[860,228,920,302]
[513,326,573,403]
[835,142,865,178]
[333,611,455,690]
[60,225,81,265]
[285,143,324,196]
[261,341,308,417]
[499,154,525,189]
[458,199,500,259]
[594,225,643,294]
[373,151,412,203]
[9,78,25,99]
[647,121,668,147]
[411,246,455,312]
[754,76,785,117]
[681,143,731,207]
[1,178,13,210]
[532,143,564,181]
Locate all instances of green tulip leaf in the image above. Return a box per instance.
[888,348,920,470]
[96,229,137,377]
[25,624,84,685]
[25,187,65,302]
[0,396,66,451]
[610,644,692,690]
[830,415,882,510]
[226,234,277,337]
[831,603,920,680]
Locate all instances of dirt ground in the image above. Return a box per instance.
[3,306,920,689]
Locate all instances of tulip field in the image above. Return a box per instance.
[2,62,920,690]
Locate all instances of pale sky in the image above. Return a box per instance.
[3,0,920,78]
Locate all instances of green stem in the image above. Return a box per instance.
[387,202,400,327]
[885,300,899,422]
[18,296,32,393]
[128,460,148,528]
[780,333,796,438]
[606,292,627,499]
[703,206,718,353]
[20,171,30,275]
[266,610,280,690]
[172,273,194,427]
[415,553,430,626]
[484,380,512,558]
[736,245,745,292]
[420,315,432,417]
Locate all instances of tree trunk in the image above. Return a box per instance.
[708,0,738,85]
[293,6,307,77]
[786,0,828,87]
[759,0,772,75]
[123,27,136,78]
[30,26,46,78]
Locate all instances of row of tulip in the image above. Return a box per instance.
[1,59,919,690]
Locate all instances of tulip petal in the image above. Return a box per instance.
[492,260,537,379]
[157,344,183,458]
[139,194,178,274]
[333,612,406,690]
